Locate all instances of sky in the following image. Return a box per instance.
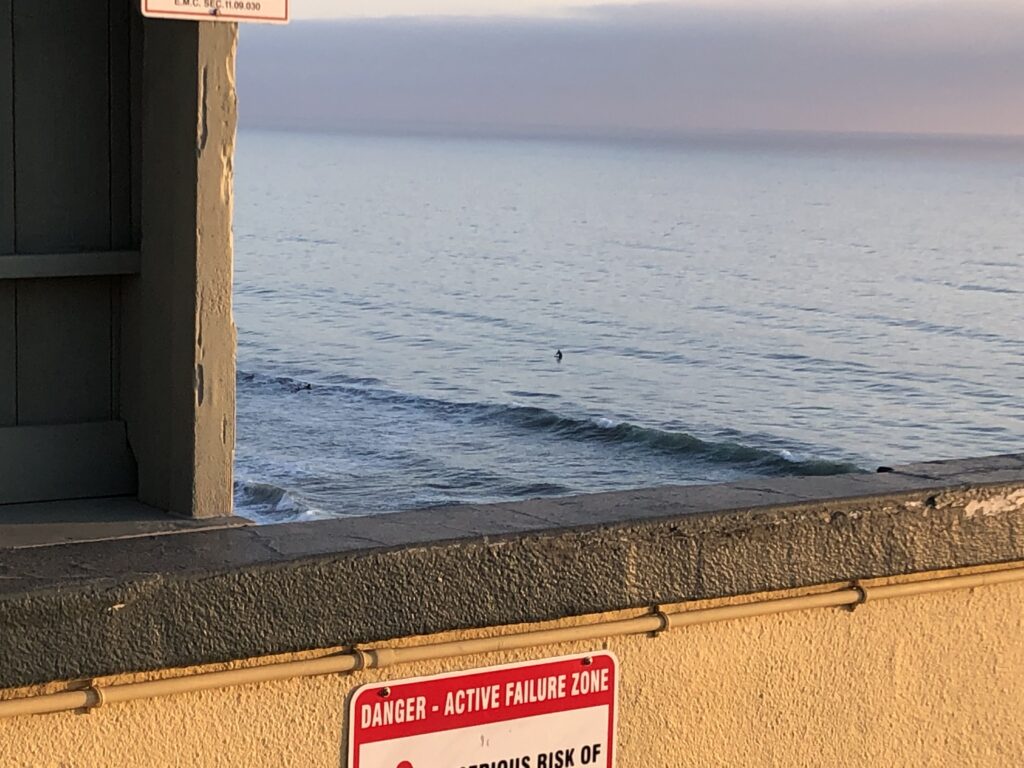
[238,0,1024,138]
[292,0,654,18]
[289,0,892,20]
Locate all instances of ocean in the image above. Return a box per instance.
[233,129,1024,522]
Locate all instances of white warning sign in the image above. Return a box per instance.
[348,653,618,768]
[141,0,289,24]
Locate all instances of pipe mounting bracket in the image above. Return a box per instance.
[848,582,870,611]
[85,682,106,713]
[649,605,670,636]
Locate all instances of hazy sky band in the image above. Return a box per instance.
[292,0,654,18]
[241,1,1024,137]
[290,0,951,20]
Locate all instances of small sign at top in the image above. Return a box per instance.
[142,0,289,24]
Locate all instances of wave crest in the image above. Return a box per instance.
[233,479,328,522]
[237,369,859,477]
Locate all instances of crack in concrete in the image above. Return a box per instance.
[196,65,209,154]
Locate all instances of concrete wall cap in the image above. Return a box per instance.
[1,454,1022,688]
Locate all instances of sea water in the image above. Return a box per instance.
[233,130,1024,521]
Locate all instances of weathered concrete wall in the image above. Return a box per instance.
[0,565,1021,767]
[3,458,1023,690]
[193,22,239,518]
[121,18,237,518]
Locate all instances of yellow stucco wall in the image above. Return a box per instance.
[2,566,1022,767]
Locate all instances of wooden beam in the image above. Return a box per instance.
[0,251,140,279]
[0,283,13,426]
[0,0,13,253]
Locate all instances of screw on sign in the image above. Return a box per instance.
[348,653,617,768]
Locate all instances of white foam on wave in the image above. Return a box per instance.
[233,479,329,525]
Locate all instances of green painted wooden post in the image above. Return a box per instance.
[0,0,15,426]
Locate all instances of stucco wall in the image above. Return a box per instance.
[2,566,1021,767]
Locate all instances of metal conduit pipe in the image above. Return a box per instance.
[1,566,1021,720]
[367,614,667,669]
[666,588,857,629]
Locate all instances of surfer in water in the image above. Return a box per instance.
[555,350,563,363]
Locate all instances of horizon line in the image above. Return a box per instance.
[236,120,1024,146]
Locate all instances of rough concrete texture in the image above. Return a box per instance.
[121,19,236,519]
[0,455,1022,689]
[1,566,1022,767]
[193,22,238,519]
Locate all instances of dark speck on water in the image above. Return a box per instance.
[232,130,1024,522]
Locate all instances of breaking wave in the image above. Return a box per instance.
[237,370,860,477]
[233,479,330,523]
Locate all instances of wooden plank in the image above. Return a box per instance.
[0,421,137,504]
[0,250,140,279]
[109,0,132,250]
[0,282,14,426]
[13,0,110,253]
[109,0,134,421]
[0,0,13,253]
[129,4,143,246]
[110,278,121,418]
[16,277,113,425]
